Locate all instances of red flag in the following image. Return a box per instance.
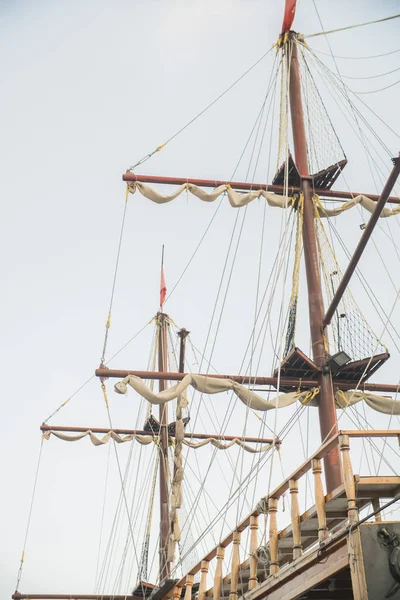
[160,265,167,307]
[281,0,297,33]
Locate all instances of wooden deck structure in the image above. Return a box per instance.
[168,430,400,600]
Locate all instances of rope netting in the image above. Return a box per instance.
[315,211,387,360]
[298,42,346,175]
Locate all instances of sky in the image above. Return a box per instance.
[1,0,400,597]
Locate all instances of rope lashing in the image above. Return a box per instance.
[101,383,109,408]
[256,497,269,514]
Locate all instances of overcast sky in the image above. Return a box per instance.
[2,0,400,597]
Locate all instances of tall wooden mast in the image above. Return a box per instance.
[158,312,170,581]
[287,34,342,493]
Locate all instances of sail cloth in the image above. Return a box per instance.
[168,388,185,562]
[317,195,400,219]
[115,374,400,415]
[127,181,400,219]
[335,390,400,415]
[114,374,310,411]
[127,181,291,209]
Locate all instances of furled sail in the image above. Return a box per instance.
[127,181,400,219]
[115,374,400,415]
[42,429,276,452]
[114,373,314,410]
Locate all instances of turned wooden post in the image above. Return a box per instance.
[173,586,183,600]
[248,516,259,589]
[184,574,194,600]
[268,498,279,576]
[339,435,367,600]
[213,546,225,600]
[339,434,358,523]
[198,560,209,600]
[289,479,302,559]
[372,497,382,522]
[229,531,241,600]
[311,459,328,542]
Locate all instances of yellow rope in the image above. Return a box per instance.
[336,389,350,407]
[300,387,320,406]
[101,383,109,408]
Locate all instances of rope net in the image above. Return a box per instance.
[298,42,346,175]
[315,211,387,361]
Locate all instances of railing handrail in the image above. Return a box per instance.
[176,429,400,586]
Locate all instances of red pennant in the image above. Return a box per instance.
[160,266,167,307]
[281,0,297,33]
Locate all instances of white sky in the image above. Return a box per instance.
[2,0,400,597]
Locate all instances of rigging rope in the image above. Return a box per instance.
[352,78,400,95]
[94,441,111,591]
[338,66,400,80]
[176,59,281,548]
[14,436,44,592]
[305,13,400,39]
[101,383,140,573]
[100,190,130,365]
[309,46,400,61]
[128,46,275,172]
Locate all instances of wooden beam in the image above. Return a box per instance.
[324,155,400,327]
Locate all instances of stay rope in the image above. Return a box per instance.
[14,436,44,592]
[128,47,275,172]
[305,13,400,39]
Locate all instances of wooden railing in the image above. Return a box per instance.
[171,430,400,600]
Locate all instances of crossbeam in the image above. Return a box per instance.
[324,155,400,327]
[122,172,400,204]
[95,368,400,394]
[40,424,280,445]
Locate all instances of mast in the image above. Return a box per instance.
[158,312,170,581]
[287,34,341,492]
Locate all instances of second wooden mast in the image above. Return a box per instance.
[158,313,170,581]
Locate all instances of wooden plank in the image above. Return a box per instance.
[347,529,368,600]
[355,475,400,490]
[344,429,400,438]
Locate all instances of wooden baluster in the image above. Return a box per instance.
[339,434,358,524]
[371,498,382,522]
[268,498,279,576]
[289,479,303,559]
[198,560,209,600]
[213,546,225,600]
[248,516,259,589]
[173,586,183,600]
[229,531,241,600]
[339,434,367,600]
[311,459,328,542]
[184,574,194,600]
